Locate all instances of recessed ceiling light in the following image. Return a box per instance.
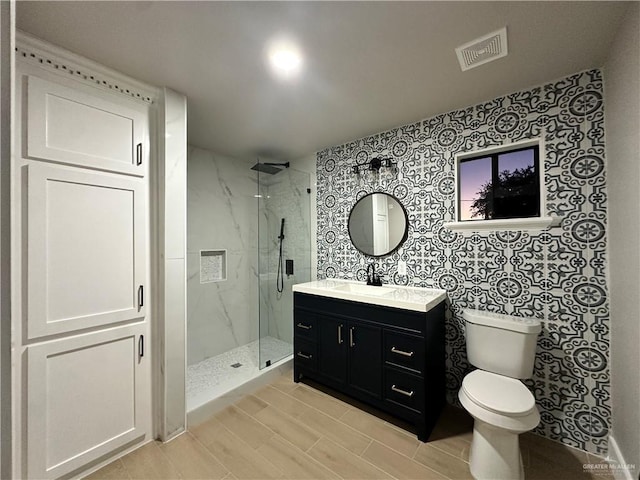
[267,38,303,79]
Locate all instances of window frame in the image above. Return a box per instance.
[446,138,558,231]
[457,144,540,222]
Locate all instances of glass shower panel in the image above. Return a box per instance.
[257,166,311,369]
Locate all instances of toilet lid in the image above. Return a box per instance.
[462,370,535,417]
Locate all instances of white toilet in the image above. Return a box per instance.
[459,309,542,480]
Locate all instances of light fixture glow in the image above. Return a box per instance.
[267,39,303,78]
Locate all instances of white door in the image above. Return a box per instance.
[27,324,148,479]
[26,163,146,340]
[26,75,147,176]
[18,72,152,479]
[372,194,389,254]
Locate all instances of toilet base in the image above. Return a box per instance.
[469,420,524,480]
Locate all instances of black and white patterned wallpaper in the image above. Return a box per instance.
[316,70,609,454]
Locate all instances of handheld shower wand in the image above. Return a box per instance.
[277,218,285,293]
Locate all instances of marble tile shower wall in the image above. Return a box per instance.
[187,146,259,365]
[316,70,609,454]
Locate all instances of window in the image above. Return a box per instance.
[457,145,540,222]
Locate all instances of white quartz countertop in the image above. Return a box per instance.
[292,279,447,313]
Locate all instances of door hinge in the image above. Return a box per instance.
[138,335,144,358]
[136,143,143,166]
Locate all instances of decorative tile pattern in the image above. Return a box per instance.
[315,70,609,454]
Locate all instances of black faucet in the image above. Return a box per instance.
[366,263,383,286]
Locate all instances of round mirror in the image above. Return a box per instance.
[348,192,408,257]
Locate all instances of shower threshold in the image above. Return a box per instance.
[186,337,293,425]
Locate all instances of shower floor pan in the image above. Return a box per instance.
[186,336,293,426]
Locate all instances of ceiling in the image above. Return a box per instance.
[16,1,629,161]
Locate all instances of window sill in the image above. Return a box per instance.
[444,216,561,232]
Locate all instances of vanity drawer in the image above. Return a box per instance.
[294,311,317,341]
[384,331,424,375]
[294,338,317,371]
[383,367,424,415]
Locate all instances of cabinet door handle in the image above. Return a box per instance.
[391,385,414,397]
[338,324,344,344]
[138,335,144,358]
[349,327,355,347]
[297,352,312,360]
[138,285,144,309]
[136,142,143,166]
[391,346,414,357]
[297,323,312,330]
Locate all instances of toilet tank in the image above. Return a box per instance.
[463,309,541,379]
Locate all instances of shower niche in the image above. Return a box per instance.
[199,249,226,283]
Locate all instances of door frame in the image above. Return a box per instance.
[0,3,15,479]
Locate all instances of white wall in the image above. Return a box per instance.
[605,2,640,475]
[158,88,187,440]
[348,195,375,253]
[0,2,13,477]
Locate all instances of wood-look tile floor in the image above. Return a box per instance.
[87,373,612,480]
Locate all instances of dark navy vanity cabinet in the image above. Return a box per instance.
[293,292,445,441]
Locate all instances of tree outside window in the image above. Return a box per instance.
[458,146,540,221]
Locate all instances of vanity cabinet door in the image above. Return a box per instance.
[348,320,382,400]
[317,316,347,386]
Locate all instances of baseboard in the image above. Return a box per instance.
[608,435,637,480]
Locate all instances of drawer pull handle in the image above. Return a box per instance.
[391,385,414,397]
[297,352,312,360]
[391,346,414,357]
[338,324,344,344]
[297,323,312,330]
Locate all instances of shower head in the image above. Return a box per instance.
[251,161,290,175]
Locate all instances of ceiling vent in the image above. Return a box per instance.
[455,27,508,71]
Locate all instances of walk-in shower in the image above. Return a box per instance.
[185,149,310,418]
[256,160,311,369]
[252,161,290,295]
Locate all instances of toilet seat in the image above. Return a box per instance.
[459,370,540,433]
[461,370,535,417]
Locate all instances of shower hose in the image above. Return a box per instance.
[277,218,285,293]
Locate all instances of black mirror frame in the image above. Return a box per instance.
[347,191,409,258]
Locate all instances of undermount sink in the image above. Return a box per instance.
[331,283,397,296]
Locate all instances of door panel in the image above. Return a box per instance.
[372,194,389,253]
[27,324,147,479]
[27,163,146,339]
[348,321,382,400]
[317,316,347,385]
[26,75,146,176]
